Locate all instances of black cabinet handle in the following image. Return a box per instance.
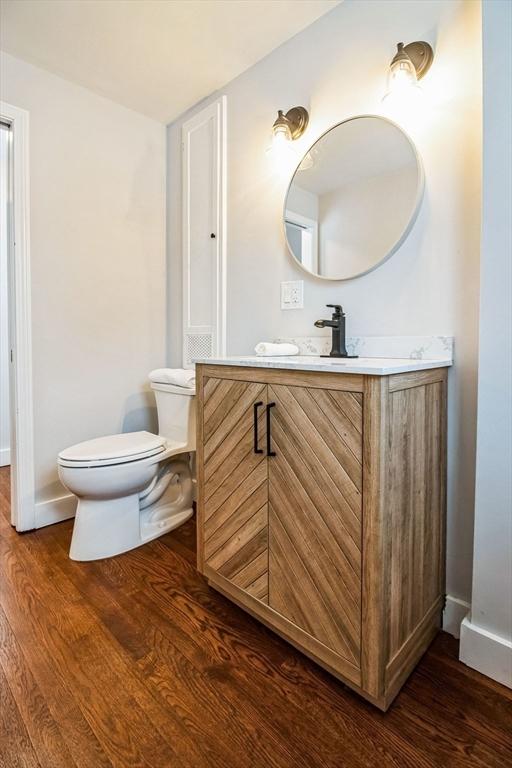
[266,402,276,457]
[253,401,263,454]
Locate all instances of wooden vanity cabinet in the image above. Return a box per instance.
[196,364,447,711]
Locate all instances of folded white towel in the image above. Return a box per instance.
[254,342,299,357]
[148,368,196,389]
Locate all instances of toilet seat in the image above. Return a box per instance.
[58,431,166,469]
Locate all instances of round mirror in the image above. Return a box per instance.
[283,115,423,280]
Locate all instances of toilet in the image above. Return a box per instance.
[58,373,196,561]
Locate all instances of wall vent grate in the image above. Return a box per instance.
[185,332,213,364]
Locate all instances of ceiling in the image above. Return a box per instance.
[0,0,340,123]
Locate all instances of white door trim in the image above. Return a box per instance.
[182,95,227,367]
[0,101,35,531]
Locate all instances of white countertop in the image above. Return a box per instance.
[194,355,452,376]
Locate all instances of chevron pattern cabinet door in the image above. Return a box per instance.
[203,377,269,603]
[268,384,363,667]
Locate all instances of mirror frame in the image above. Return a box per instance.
[283,114,425,281]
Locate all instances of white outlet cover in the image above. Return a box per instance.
[281,280,304,310]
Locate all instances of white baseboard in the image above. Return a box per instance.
[460,616,512,688]
[442,595,471,639]
[35,493,76,528]
[0,447,11,467]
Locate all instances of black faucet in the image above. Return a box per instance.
[314,304,358,359]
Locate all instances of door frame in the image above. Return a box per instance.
[0,101,35,531]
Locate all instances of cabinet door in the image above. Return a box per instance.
[268,384,363,666]
[202,377,269,602]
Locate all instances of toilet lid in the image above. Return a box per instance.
[59,431,166,465]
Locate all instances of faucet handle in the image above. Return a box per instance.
[326,304,344,316]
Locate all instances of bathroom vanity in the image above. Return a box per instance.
[195,355,450,710]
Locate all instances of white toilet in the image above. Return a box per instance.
[58,374,196,561]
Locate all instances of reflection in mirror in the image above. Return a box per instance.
[284,116,423,280]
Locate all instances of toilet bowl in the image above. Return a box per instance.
[58,378,196,561]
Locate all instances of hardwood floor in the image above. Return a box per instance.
[1,466,511,768]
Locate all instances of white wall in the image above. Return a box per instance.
[318,165,417,277]
[459,0,512,687]
[168,0,482,607]
[0,52,167,510]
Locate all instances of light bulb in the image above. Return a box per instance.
[389,59,418,91]
[272,117,292,145]
[266,127,297,175]
[267,106,310,175]
[383,42,422,103]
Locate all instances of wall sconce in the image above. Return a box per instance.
[383,41,434,100]
[272,107,309,145]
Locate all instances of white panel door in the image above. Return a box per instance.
[182,96,226,368]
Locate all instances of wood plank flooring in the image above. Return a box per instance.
[0,466,511,768]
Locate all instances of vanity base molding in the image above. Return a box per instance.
[196,364,448,711]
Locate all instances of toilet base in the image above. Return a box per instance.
[69,494,142,561]
[69,461,194,561]
[140,503,194,544]
[69,497,195,561]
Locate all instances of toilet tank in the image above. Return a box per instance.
[150,383,196,451]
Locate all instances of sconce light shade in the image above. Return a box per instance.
[272,106,309,143]
[384,41,434,100]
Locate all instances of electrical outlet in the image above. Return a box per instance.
[281,280,304,310]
